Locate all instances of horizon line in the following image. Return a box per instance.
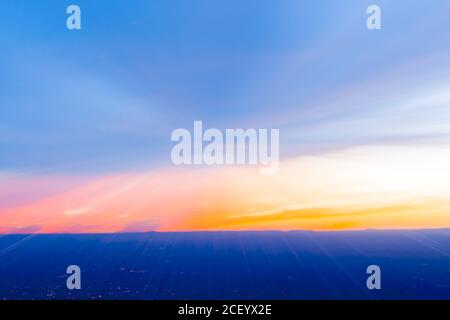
[2,227,450,236]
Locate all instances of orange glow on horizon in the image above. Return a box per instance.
[1,144,450,233]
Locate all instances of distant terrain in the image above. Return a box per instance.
[0,230,449,300]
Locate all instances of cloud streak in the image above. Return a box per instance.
[1,143,449,233]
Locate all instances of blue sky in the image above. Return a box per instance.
[1,0,450,174]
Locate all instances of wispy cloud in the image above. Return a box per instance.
[1,143,450,233]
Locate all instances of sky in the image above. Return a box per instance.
[1,0,450,233]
